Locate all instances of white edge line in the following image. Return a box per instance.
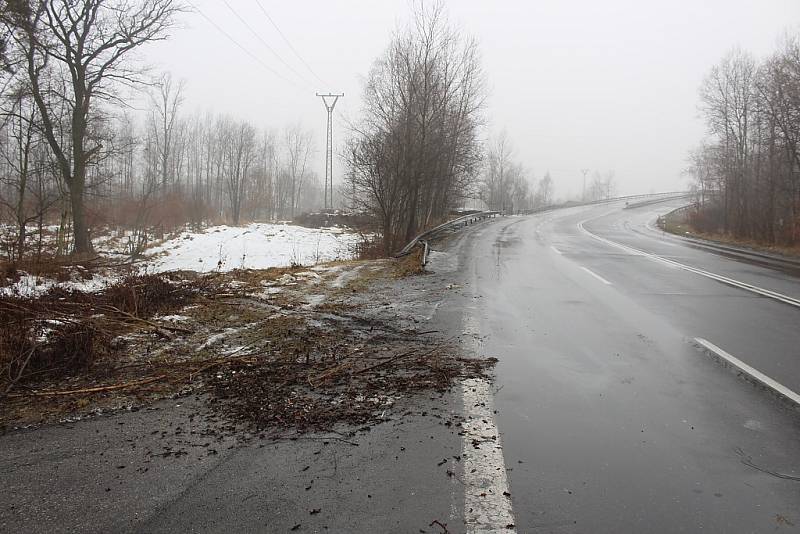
[461,378,517,532]
[577,220,800,309]
[581,266,612,285]
[694,338,800,406]
[550,246,562,255]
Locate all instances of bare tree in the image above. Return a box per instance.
[587,170,616,201]
[224,120,257,225]
[700,49,757,235]
[346,2,485,253]
[284,125,312,219]
[3,0,183,255]
[149,72,184,191]
[690,38,800,245]
[536,171,553,207]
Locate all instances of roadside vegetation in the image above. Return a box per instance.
[686,34,800,249]
[659,205,800,258]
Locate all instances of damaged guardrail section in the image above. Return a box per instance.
[395,211,500,265]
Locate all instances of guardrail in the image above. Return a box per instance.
[519,191,691,216]
[395,210,500,264]
[655,203,696,230]
[623,193,694,210]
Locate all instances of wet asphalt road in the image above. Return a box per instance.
[432,200,800,533]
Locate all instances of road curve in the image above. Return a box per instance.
[429,200,800,533]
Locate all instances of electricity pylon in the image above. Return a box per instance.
[316,93,344,210]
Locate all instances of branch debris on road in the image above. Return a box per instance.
[1,259,496,434]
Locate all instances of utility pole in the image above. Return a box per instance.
[316,93,344,210]
[581,168,590,202]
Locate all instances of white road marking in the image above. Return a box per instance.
[694,338,800,406]
[461,378,517,533]
[581,266,612,285]
[550,245,563,255]
[577,220,800,309]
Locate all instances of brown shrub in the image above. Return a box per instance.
[394,246,425,277]
[0,305,101,386]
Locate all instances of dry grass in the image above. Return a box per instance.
[393,247,426,278]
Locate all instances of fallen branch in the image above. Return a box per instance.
[98,305,193,335]
[354,346,439,375]
[309,359,357,386]
[6,374,168,397]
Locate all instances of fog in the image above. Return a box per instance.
[142,0,798,199]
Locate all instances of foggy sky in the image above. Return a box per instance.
[143,0,799,199]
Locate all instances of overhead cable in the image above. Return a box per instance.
[220,0,316,90]
[189,3,301,89]
[254,0,329,88]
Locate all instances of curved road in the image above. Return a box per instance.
[431,199,800,533]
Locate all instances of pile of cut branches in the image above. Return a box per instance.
[202,311,497,432]
[0,273,200,393]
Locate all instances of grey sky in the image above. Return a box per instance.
[144,0,799,199]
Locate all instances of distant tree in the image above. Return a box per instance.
[588,170,616,201]
[482,133,513,212]
[149,72,185,191]
[284,125,312,219]
[224,121,257,226]
[537,171,553,207]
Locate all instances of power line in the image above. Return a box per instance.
[254,0,328,88]
[190,4,300,89]
[219,0,315,90]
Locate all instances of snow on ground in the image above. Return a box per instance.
[0,223,362,296]
[145,223,360,273]
[0,272,113,298]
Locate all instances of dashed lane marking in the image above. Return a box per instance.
[581,266,612,285]
[694,338,800,406]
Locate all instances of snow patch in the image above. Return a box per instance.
[145,223,359,273]
[0,272,113,298]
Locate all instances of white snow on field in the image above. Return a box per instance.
[0,272,112,298]
[145,223,359,273]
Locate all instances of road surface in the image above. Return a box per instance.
[430,199,800,533]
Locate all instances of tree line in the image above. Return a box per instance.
[689,35,800,245]
[0,0,321,261]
